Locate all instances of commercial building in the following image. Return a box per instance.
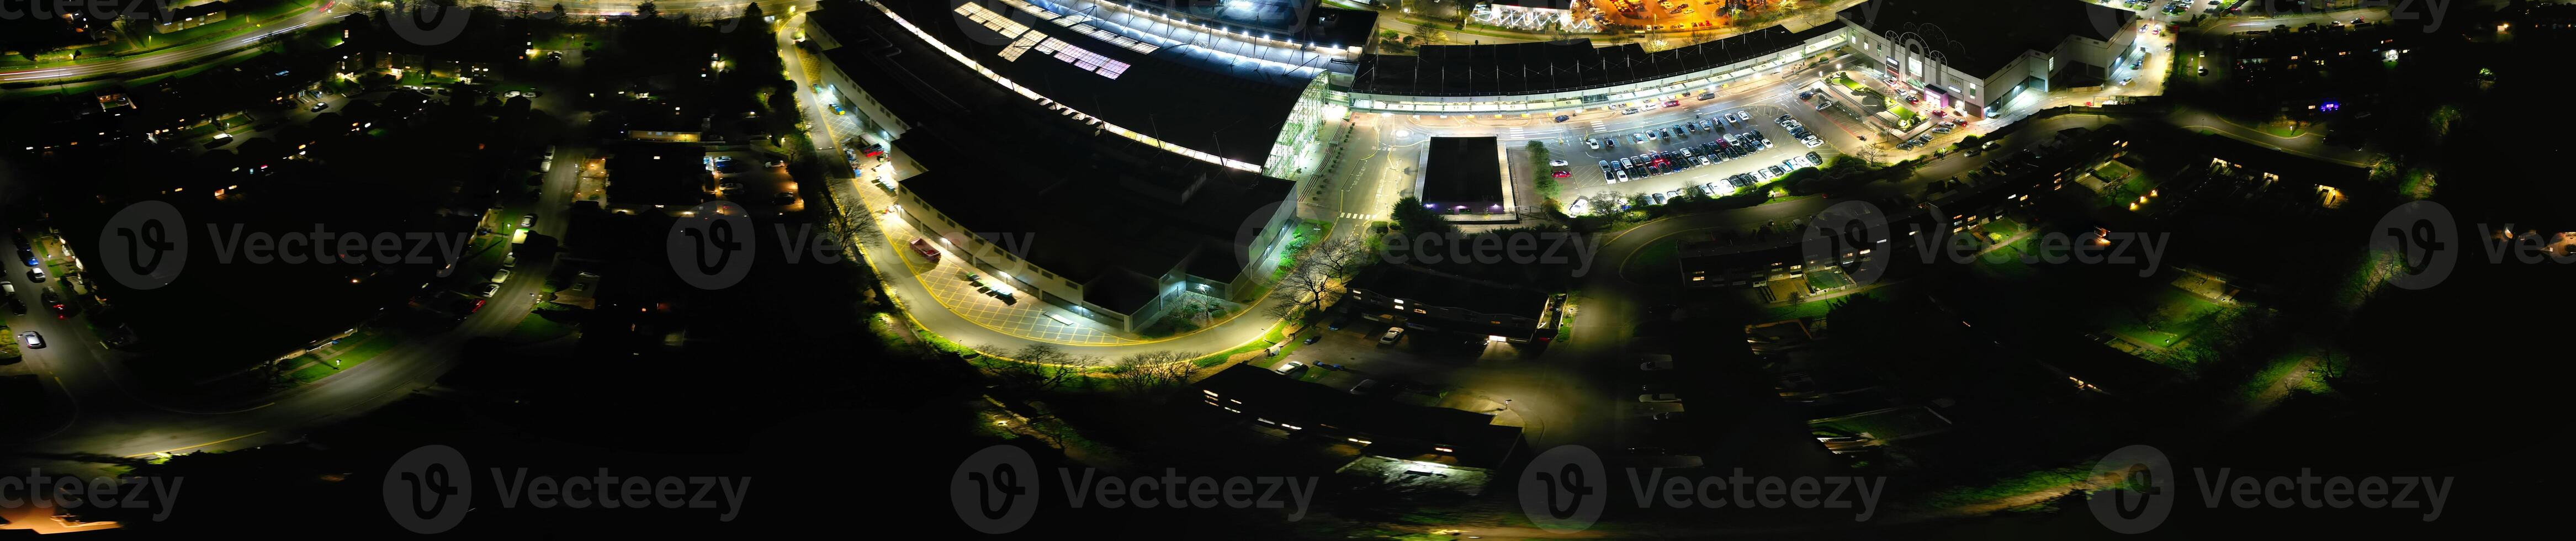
[1417,136,1517,217]
[805,0,1303,332]
[1836,0,2139,118]
[1340,264,1563,343]
[1196,364,1525,468]
[599,142,711,214]
[1345,22,1848,114]
[1337,0,2139,119]
[805,0,1342,178]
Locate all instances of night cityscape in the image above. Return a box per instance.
[0,0,2558,537]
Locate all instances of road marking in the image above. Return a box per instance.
[126,431,267,458]
[1339,213,1377,220]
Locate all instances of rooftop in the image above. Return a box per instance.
[1197,364,1523,465]
[1350,21,1843,96]
[601,142,709,207]
[1838,0,2133,75]
[1421,136,1506,205]
[1346,264,1550,319]
[813,0,1314,167]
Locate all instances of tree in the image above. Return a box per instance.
[1111,350,1201,395]
[1389,197,1455,236]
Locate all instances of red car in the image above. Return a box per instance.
[1551,171,1571,178]
[909,238,942,261]
[1662,99,1680,108]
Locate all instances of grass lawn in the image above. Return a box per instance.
[2094,161,2135,181]
[1979,217,2026,238]
[286,331,404,384]
[1760,281,1910,321]
[503,312,577,344]
[1620,238,1681,282]
[1885,102,1920,126]
[1192,321,1288,368]
[1269,220,1335,280]
[1831,74,1867,93]
[1922,466,2096,509]
[1969,236,2040,280]
[1811,405,1952,440]
[2100,287,2227,351]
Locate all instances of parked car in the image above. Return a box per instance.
[908,238,942,261]
[1379,327,1406,344]
[25,268,43,282]
[476,283,501,297]
[18,331,43,349]
[502,253,518,268]
[519,214,537,229]
[1273,360,1306,375]
[1549,159,1568,166]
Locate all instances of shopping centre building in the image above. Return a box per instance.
[1338,0,2141,119]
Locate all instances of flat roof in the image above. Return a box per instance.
[1197,364,1522,464]
[892,123,1291,312]
[1349,22,1843,96]
[601,142,708,206]
[1838,0,2133,75]
[817,1,1294,313]
[1347,264,1549,319]
[818,0,1311,166]
[1422,136,1505,204]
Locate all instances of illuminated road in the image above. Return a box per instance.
[0,8,344,95]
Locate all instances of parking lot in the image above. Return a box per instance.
[1540,95,1850,214]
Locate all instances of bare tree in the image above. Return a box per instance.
[1112,350,1201,395]
[1308,236,1372,279]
